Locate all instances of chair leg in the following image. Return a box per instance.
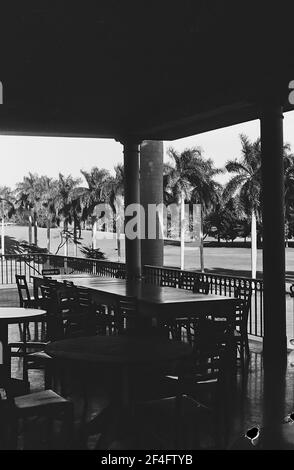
[33,322,39,341]
[23,357,29,384]
[173,394,183,449]
[62,403,75,449]
[244,334,250,358]
[7,415,18,450]
[18,323,23,342]
[44,364,54,390]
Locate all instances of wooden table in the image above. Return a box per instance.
[45,335,191,448]
[0,307,46,381]
[45,334,191,367]
[32,274,237,324]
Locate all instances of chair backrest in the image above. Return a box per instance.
[56,286,79,317]
[178,274,194,290]
[42,268,61,276]
[193,280,210,295]
[234,287,252,330]
[160,278,177,288]
[187,321,235,389]
[115,297,138,333]
[15,274,31,306]
[40,283,63,340]
[115,270,126,279]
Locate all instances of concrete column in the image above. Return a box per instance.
[260,102,287,361]
[123,139,142,279]
[140,140,164,268]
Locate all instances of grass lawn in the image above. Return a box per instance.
[3,225,294,281]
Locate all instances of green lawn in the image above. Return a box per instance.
[3,225,294,281]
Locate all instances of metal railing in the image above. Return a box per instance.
[0,254,263,338]
[0,254,126,284]
[143,265,264,338]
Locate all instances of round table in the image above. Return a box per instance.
[46,335,192,448]
[0,308,46,381]
[45,334,191,366]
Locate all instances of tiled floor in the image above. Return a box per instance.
[2,286,294,449]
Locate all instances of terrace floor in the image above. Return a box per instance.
[2,286,294,449]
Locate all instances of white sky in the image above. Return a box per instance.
[1,110,294,189]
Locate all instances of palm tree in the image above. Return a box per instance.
[38,176,59,253]
[54,174,81,257]
[164,147,221,270]
[224,134,263,278]
[283,145,294,246]
[224,134,294,278]
[15,173,42,246]
[79,167,112,250]
[0,186,15,256]
[109,164,124,261]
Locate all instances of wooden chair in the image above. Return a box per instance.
[167,281,210,342]
[233,286,252,360]
[115,270,126,279]
[193,280,210,295]
[11,275,45,354]
[15,274,41,309]
[115,297,139,333]
[134,325,234,449]
[160,278,178,288]
[0,384,74,449]
[22,284,62,387]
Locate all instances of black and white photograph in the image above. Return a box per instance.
[0,0,294,454]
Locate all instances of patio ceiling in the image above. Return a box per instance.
[0,1,294,140]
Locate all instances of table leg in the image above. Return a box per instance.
[0,322,10,382]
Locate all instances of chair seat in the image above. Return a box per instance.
[26,350,52,363]
[14,389,69,413]
[9,341,48,349]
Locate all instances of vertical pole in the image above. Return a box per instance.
[140,140,164,268]
[1,200,4,257]
[123,139,142,279]
[180,192,185,271]
[200,205,204,272]
[251,211,257,279]
[260,102,287,361]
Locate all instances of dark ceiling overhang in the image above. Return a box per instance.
[0,1,294,141]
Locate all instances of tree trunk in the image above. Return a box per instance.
[74,219,78,257]
[117,224,121,262]
[251,210,257,279]
[34,219,38,246]
[115,195,124,262]
[92,220,97,250]
[1,213,5,256]
[64,220,68,257]
[285,221,289,248]
[180,192,185,270]
[200,206,204,272]
[46,220,51,253]
[28,214,32,246]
